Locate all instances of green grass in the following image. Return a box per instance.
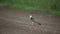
[49,10,60,16]
[0,0,60,16]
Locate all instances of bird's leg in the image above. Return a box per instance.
[32,22,34,26]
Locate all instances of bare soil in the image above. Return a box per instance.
[0,6,60,34]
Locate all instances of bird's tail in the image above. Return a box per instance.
[37,23,41,25]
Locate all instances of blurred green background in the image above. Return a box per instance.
[0,0,60,16]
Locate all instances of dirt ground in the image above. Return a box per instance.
[0,6,60,34]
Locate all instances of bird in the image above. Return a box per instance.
[29,15,41,25]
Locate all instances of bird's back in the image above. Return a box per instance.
[30,17,41,25]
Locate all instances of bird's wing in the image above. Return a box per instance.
[31,18,41,25]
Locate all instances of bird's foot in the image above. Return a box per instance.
[32,22,34,26]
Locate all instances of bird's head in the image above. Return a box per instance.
[29,15,32,18]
